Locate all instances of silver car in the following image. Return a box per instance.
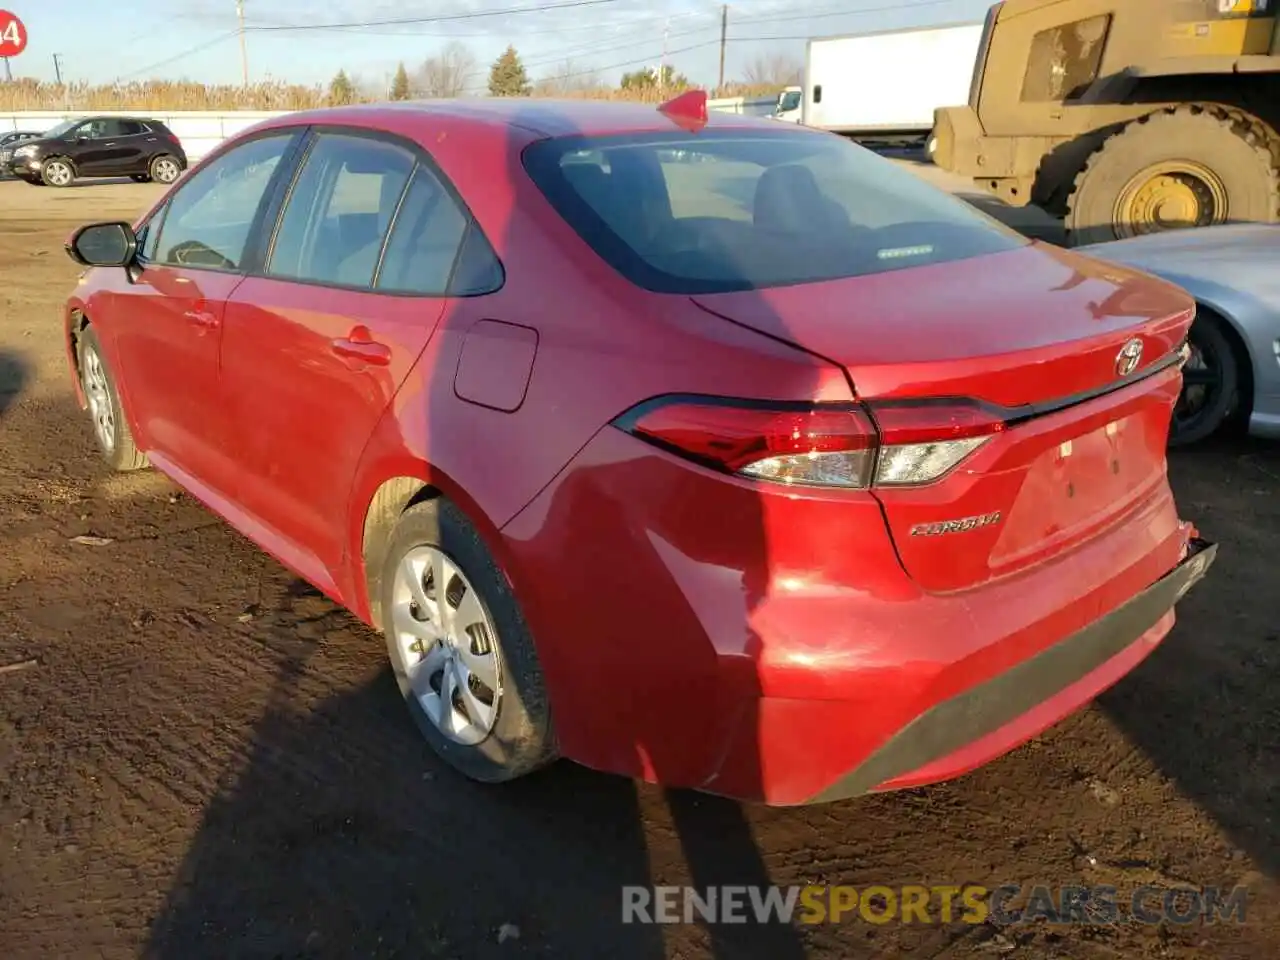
[1087,224,1280,446]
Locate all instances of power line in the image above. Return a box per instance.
[116,31,240,81]
[245,0,626,33]
[733,0,964,27]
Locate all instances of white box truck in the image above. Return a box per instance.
[800,22,984,139]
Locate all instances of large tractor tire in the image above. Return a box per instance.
[1064,104,1280,247]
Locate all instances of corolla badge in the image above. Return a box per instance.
[1115,338,1144,377]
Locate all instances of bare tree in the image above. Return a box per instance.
[414,41,477,98]
[742,53,803,88]
[533,59,605,96]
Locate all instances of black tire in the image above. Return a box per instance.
[1065,104,1280,247]
[1170,308,1242,447]
[379,499,556,783]
[40,157,76,188]
[149,154,181,185]
[76,327,148,472]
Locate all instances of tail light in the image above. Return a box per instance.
[613,396,1006,489]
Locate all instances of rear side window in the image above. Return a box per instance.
[522,129,1027,294]
[267,133,416,289]
[375,166,469,295]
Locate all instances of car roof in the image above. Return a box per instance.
[266,97,804,144]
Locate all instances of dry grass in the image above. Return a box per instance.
[0,78,781,113]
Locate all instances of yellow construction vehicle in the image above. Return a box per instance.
[929,0,1280,245]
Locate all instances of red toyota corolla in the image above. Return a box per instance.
[62,93,1216,805]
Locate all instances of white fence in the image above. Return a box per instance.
[3,99,781,163]
[0,110,289,162]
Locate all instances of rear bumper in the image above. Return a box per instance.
[808,538,1216,803]
[501,426,1212,805]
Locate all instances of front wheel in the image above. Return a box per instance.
[41,158,75,187]
[76,327,148,471]
[380,499,556,783]
[1170,308,1242,447]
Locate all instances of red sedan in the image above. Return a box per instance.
[62,93,1216,805]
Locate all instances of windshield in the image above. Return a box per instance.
[778,91,801,113]
[42,119,80,139]
[522,129,1027,294]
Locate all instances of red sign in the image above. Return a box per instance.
[0,10,27,58]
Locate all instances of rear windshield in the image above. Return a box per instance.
[522,128,1027,294]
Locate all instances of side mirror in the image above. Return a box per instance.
[66,222,138,268]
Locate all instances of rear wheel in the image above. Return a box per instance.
[1065,105,1280,247]
[76,327,148,471]
[149,155,181,185]
[380,499,555,783]
[1170,308,1242,447]
[41,158,76,188]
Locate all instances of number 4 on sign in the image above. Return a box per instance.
[0,8,26,58]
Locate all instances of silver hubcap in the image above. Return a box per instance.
[82,346,115,452]
[390,545,502,745]
[46,162,71,185]
[154,159,178,182]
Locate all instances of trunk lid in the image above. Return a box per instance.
[691,244,1195,592]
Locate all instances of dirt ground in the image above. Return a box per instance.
[0,172,1277,960]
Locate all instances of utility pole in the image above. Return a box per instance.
[53,53,64,85]
[718,5,727,95]
[236,0,249,86]
[2,58,10,83]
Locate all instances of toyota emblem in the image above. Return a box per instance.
[1115,338,1143,377]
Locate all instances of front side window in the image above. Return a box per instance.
[778,90,801,112]
[76,119,110,140]
[267,133,416,289]
[523,129,1027,294]
[153,133,294,271]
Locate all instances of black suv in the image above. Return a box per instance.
[4,116,188,188]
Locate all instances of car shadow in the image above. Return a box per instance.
[1099,432,1280,879]
[0,349,30,419]
[140,598,805,958]
[67,177,141,188]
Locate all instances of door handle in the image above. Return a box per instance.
[104,142,117,147]
[183,309,219,329]
[331,328,391,366]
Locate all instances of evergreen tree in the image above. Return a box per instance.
[488,45,531,97]
[328,69,356,106]
[390,62,411,100]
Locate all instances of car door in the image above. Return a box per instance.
[220,129,471,581]
[106,129,303,496]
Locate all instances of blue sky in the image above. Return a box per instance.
[11,0,996,91]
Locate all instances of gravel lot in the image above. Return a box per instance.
[0,171,1276,960]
